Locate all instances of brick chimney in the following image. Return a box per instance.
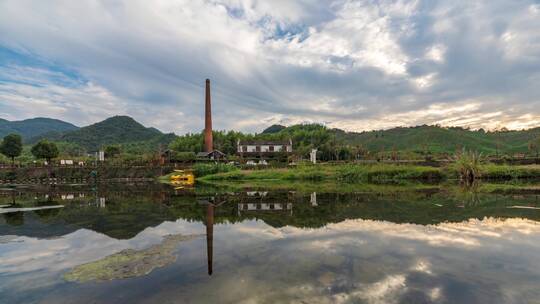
[204,79,213,152]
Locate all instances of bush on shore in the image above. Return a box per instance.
[192,163,238,177]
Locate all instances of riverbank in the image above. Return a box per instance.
[0,166,174,184]
[198,163,540,183]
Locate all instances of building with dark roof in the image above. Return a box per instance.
[196,150,226,160]
[237,139,292,159]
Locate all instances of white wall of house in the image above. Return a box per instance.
[238,144,292,153]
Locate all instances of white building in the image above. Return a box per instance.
[237,139,292,158]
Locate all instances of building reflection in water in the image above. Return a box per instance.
[202,191,318,276]
[236,191,294,216]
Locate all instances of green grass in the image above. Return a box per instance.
[198,163,540,184]
[335,164,443,182]
[480,164,540,179]
[192,163,238,177]
[200,163,444,183]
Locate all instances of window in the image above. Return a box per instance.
[269,146,274,152]
[242,146,247,152]
[256,146,261,152]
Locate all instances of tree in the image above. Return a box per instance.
[529,137,540,158]
[31,140,59,163]
[104,145,122,158]
[0,134,23,165]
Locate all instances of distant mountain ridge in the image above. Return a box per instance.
[4,115,540,156]
[262,124,287,134]
[33,115,174,151]
[272,124,540,155]
[0,117,79,140]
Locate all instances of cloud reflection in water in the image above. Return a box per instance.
[0,217,539,303]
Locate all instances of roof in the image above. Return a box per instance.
[197,150,226,157]
[238,140,291,146]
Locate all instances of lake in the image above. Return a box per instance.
[1,183,539,303]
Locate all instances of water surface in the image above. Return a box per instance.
[1,183,539,303]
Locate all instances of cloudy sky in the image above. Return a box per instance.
[1,0,540,134]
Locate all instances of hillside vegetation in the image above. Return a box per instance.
[170,124,540,159]
[0,117,78,139]
[2,115,540,160]
[29,116,175,152]
[334,125,540,155]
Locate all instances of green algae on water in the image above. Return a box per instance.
[64,234,202,283]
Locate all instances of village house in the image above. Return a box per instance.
[196,150,226,160]
[236,139,293,159]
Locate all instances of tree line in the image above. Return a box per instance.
[0,133,59,165]
[169,124,540,161]
[169,124,373,161]
[0,133,129,166]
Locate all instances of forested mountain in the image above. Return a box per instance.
[0,117,79,139]
[170,124,540,159]
[26,116,175,152]
[262,124,286,134]
[333,125,540,155]
[4,114,540,159]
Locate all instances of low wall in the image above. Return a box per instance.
[0,166,175,184]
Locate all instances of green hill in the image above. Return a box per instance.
[27,116,176,153]
[0,117,79,140]
[332,125,540,155]
[263,124,540,156]
[262,124,286,134]
[169,123,540,158]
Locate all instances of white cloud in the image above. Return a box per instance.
[0,0,539,133]
[0,66,128,125]
[425,44,446,62]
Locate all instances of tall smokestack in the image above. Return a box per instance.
[204,79,213,152]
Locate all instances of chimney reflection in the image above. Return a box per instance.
[206,202,214,276]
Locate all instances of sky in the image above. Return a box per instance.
[0,0,540,134]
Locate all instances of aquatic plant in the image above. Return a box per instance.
[64,234,202,282]
[454,149,482,183]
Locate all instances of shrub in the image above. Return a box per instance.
[170,151,196,162]
[193,163,238,177]
[454,149,482,183]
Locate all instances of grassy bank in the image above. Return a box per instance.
[198,163,540,184]
[199,163,444,183]
[479,164,540,179]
